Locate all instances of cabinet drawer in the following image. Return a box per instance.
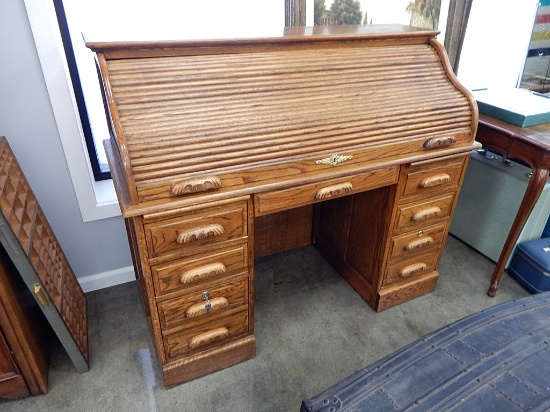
[254,167,398,216]
[163,308,249,360]
[152,244,248,297]
[388,223,447,260]
[384,252,440,286]
[401,156,466,201]
[157,274,248,331]
[394,193,455,232]
[145,202,248,258]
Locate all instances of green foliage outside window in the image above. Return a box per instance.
[330,0,362,25]
[314,0,326,25]
[406,0,441,30]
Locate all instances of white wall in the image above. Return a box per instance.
[0,0,134,291]
[457,0,539,90]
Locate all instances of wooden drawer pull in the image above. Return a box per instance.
[412,206,441,222]
[399,262,427,278]
[404,236,434,251]
[186,297,229,318]
[188,327,229,349]
[419,174,451,188]
[315,182,353,199]
[170,176,221,196]
[423,136,456,149]
[177,224,225,244]
[180,262,227,284]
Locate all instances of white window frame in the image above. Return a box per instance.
[24,0,120,223]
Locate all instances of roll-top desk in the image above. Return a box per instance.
[86,24,479,388]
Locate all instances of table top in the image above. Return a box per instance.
[479,114,550,150]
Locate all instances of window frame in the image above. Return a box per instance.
[23,0,120,222]
[52,0,110,182]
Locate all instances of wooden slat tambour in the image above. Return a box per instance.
[105,43,473,201]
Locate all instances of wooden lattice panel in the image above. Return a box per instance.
[0,137,89,368]
[0,148,37,254]
[60,261,88,357]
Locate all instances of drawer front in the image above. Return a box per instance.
[145,202,248,258]
[152,244,248,297]
[384,252,440,286]
[254,167,398,216]
[157,274,249,331]
[388,223,447,260]
[163,309,249,360]
[394,193,455,232]
[401,157,466,201]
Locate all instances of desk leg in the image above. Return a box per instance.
[488,167,550,297]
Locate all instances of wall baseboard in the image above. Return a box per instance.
[78,265,135,293]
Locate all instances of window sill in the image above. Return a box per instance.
[87,178,121,220]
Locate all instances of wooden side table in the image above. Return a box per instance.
[476,114,550,296]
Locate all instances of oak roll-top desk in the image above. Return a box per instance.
[86,24,479,388]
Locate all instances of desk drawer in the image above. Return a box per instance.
[388,223,447,260]
[394,193,455,232]
[152,244,248,297]
[163,308,249,360]
[145,201,248,258]
[157,274,248,331]
[384,252,440,286]
[401,156,466,201]
[254,167,398,216]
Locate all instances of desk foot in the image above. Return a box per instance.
[487,284,497,298]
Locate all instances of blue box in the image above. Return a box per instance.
[509,238,550,293]
[472,88,550,128]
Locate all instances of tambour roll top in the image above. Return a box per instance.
[87,24,477,216]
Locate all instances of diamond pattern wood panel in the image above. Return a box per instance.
[0,137,89,370]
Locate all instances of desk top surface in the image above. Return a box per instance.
[85,24,436,52]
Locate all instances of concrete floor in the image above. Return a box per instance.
[0,236,530,412]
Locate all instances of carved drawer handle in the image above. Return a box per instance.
[399,262,427,278]
[419,174,451,188]
[177,224,225,244]
[411,206,441,222]
[315,182,353,199]
[423,136,456,149]
[170,176,221,196]
[404,236,434,251]
[188,327,229,349]
[186,297,229,318]
[180,262,227,284]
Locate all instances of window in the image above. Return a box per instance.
[314,0,443,29]
[458,0,538,90]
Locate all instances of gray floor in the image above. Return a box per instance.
[0,236,530,412]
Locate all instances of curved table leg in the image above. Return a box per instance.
[488,167,550,297]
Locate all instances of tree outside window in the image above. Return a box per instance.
[314,0,442,30]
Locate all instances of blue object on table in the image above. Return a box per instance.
[541,214,550,238]
[509,237,550,293]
